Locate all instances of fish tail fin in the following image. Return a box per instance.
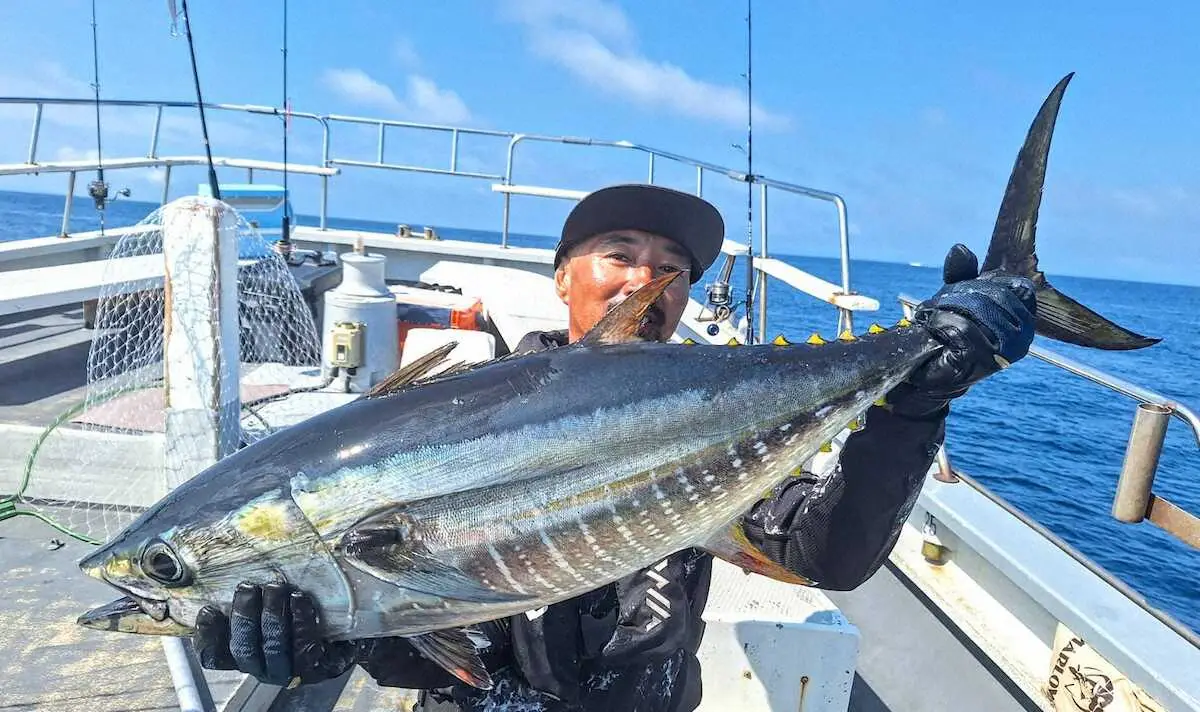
[979,71,1159,351]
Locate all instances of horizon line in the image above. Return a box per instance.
[0,187,1195,290]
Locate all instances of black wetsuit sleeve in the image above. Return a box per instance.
[739,404,946,590]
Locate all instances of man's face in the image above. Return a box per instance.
[555,230,693,343]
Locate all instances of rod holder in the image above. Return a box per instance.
[1112,402,1172,523]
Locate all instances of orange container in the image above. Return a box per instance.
[390,285,484,353]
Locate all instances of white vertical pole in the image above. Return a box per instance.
[160,195,242,712]
[162,195,241,487]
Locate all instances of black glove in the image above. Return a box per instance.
[196,582,510,691]
[887,243,1037,419]
[195,582,357,687]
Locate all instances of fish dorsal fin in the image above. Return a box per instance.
[364,341,459,399]
[579,272,683,346]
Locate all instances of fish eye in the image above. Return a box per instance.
[140,540,189,586]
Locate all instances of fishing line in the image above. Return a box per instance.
[179,0,221,201]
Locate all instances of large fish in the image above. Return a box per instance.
[77,73,1158,689]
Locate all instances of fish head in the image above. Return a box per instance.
[79,478,350,637]
[78,519,209,635]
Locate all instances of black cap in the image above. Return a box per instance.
[555,184,725,284]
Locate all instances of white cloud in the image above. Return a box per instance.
[321,68,472,124]
[0,61,91,98]
[499,0,789,130]
[393,37,422,69]
[322,68,404,114]
[406,76,471,124]
[501,0,634,49]
[0,61,263,159]
[54,146,100,162]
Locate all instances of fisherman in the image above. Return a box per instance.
[194,184,1038,711]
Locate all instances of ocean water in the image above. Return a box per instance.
[2,189,1197,635]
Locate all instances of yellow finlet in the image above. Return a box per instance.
[772,334,790,346]
[806,332,826,345]
[682,338,697,345]
[868,323,885,334]
[838,329,855,341]
[874,397,888,407]
[727,338,742,347]
[819,440,832,453]
[849,418,863,432]
[898,317,912,327]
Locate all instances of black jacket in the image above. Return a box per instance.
[399,329,946,711]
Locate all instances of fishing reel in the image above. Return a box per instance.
[697,253,742,335]
[87,180,131,211]
[705,280,733,322]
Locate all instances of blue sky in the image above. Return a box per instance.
[0,1,1197,285]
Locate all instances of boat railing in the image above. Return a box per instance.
[0,96,871,338]
[898,293,1200,556]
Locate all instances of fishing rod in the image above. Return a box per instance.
[179,0,221,202]
[701,0,756,341]
[742,0,756,344]
[87,0,108,233]
[276,0,293,259]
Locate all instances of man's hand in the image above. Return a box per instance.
[194,582,356,687]
[195,582,500,691]
[887,243,1037,418]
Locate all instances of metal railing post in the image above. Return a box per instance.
[1113,403,1171,523]
[834,195,853,335]
[28,103,43,164]
[61,172,75,238]
[757,183,769,343]
[320,119,331,229]
[149,105,163,158]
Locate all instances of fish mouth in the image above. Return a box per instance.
[80,558,175,628]
[77,595,193,636]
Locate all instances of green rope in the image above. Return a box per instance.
[0,382,159,546]
[0,376,311,546]
[0,505,102,545]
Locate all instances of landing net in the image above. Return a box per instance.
[3,197,322,544]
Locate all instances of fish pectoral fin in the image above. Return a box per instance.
[341,529,533,604]
[406,627,494,690]
[579,272,683,346]
[701,521,816,586]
